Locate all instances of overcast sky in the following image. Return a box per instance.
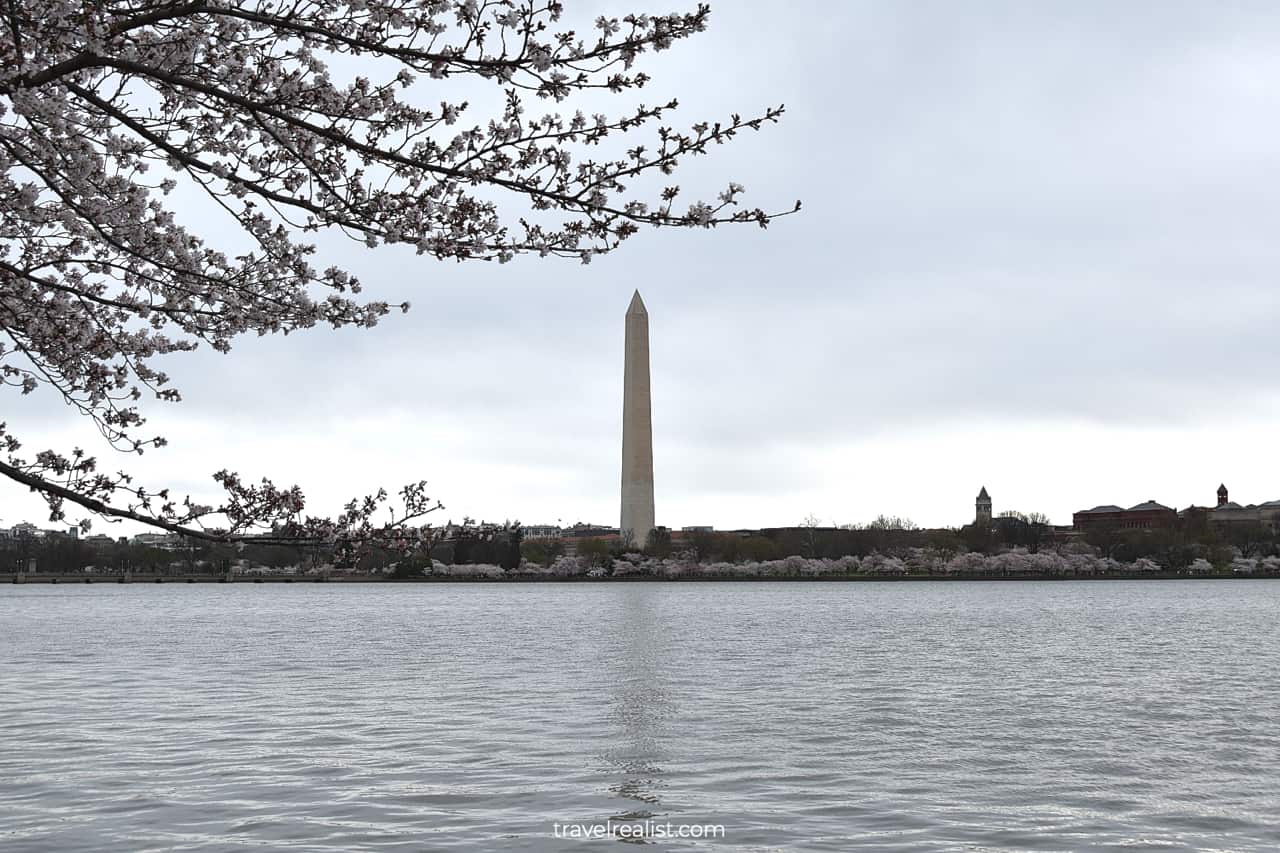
[7,0,1280,534]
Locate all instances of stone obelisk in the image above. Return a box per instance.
[620,290,655,548]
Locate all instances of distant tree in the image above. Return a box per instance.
[959,522,994,555]
[444,520,516,566]
[1205,543,1235,571]
[451,534,475,565]
[431,540,456,565]
[925,528,964,559]
[3,533,90,573]
[390,552,434,579]
[499,522,523,571]
[1159,539,1197,572]
[0,1,795,546]
[689,528,718,562]
[242,543,305,570]
[577,537,612,569]
[867,515,919,532]
[995,510,1049,553]
[643,527,672,558]
[1083,523,1123,558]
[355,546,395,574]
[1225,522,1270,559]
[739,536,778,562]
[800,513,823,558]
[865,514,920,554]
[520,537,565,568]
[712,532,743,563]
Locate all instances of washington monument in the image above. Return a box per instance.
[621,290,655,547]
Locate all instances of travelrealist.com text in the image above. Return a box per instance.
[552,821,726,840]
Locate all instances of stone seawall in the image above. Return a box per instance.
[5,572,1276,584]
[3,574,361,584]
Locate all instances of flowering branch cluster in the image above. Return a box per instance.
[0,0,792,545]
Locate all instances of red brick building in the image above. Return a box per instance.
[1073,500,1177,531]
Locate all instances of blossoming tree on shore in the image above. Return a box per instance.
[0,1,794,552]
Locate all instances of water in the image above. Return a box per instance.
[1,580,1278,852]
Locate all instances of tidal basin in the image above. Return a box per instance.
[2,581,1279,851]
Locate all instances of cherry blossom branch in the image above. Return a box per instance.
[0,1,794,543]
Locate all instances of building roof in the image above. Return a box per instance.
[1078,505,1124,514]
[1212,501,1248,511]
[977,486,989,499]
[1127,500,1173,512]
[1218,483,1228,493]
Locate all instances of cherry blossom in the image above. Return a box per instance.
[0,1,795,547]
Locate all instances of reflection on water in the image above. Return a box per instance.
[1,581,1280,851]
[600,586,670,820]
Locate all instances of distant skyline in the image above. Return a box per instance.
[4,0,1280,534]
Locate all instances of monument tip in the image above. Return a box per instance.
[626,290,647,316]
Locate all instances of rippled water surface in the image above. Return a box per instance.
[2,580,1279,851]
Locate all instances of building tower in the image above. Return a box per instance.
[1217,483,1229,507]
[620,291,655,547]
[976,486,992,525]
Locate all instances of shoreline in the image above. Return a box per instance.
[4,571,1278,585]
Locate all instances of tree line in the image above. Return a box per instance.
[11,510,1279,576]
